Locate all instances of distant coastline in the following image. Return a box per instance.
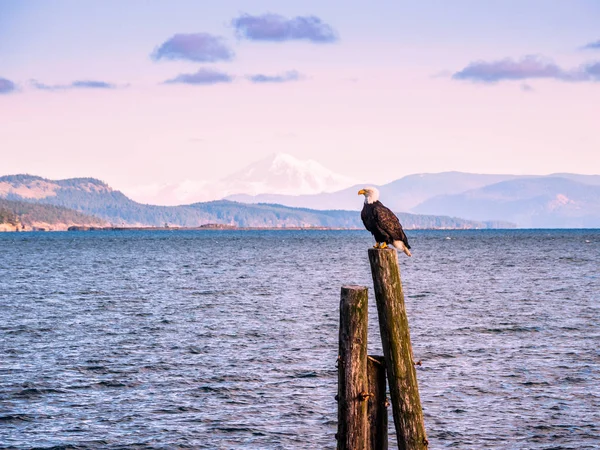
[66,225,348,232]
[0,224,514,232]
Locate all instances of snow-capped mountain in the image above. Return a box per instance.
[221,153,356,196]
[123,153,357,206]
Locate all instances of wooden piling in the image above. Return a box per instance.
[337,285,369,450]
[368,248,428,450]
[367,355,388,450]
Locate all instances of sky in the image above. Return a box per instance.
[1,0,600,200]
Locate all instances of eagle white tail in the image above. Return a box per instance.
[393,240,412,257]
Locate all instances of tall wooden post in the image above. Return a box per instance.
[337,285,369,450]
[368,248,428,450]
[367,355,388,450]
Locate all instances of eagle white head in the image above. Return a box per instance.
[358,186,380,204]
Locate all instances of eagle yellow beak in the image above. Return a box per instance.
[358,189,366,195]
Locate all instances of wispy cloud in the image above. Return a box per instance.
[31,79,118,90]
[152,33,234,62]
[452,55,600,83]
[453,56,562,82]
[232,13,338,43]
[586,61,600,77]
[163,69,233,85]
[71,80,117,89]
[0,77,17,94]
[582,39,600,50]
[31,80,63,91]
[521,83,534,92]
[431,70,453,79]
[247,70,301,83]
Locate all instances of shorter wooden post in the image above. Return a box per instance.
[337,285,369,450]
[367,355,388,450]
[368,248,428,450]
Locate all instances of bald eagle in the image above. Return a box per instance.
[358,187,412,256]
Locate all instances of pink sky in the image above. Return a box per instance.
[1,1,599,199]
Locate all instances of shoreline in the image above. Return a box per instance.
[0,225,517,232]
[1,225,581,232]
[66,225,354,231]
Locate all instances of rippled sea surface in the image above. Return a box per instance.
[1,230,599,449]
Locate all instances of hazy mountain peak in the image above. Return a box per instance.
[124,153,358,205]
[271,152,301,165]
[222,152,357,196]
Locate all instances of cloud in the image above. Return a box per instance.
[31,79,118,90]
[247,70,301,83]
[232,13,337,43]
[0,77,17,94]
[31,80,59,90]
[582,39,600,50]
[452,55,600,83]
[431,70,453,79]
[452,55,563,83]
[521,83,534,92]
[585,61,600,79]
[152,33,234,62]
[163,68,233,85]
[71,80,116,89]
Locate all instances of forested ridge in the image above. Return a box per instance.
[0,198,107,229]
[0,175,515,229]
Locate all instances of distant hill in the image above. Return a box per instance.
[228,172,600,213]
[0,174,512,229]
[0,203,18,228]
[227,171,600,228]
[547,173,600,186]
[227,172,526,211]
[413,177,600,228]
[0,198,108,231]
[185,201,512,229]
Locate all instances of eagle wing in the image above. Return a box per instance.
[361,204,374,232]
[373,202,411,249]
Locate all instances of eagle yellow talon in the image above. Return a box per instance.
[380,242,388,249]
[373,243,380,248]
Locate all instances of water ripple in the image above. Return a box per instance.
[0,229,598,448]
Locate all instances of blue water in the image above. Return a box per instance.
[1,230,599,449]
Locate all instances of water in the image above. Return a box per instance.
[0,229,599,449]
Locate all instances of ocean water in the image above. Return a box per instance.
[0,229,598,449]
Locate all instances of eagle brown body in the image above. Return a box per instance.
[359,187,412,256]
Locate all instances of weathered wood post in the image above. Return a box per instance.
[368,248,428,450]
[337,285,369,450]
[367,355,388,450]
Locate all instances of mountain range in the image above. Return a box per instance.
[228,172,523,211]
[413,176,600,228]
[0,174,510,230]
[1,150,598,228]
[226,165,600,228]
